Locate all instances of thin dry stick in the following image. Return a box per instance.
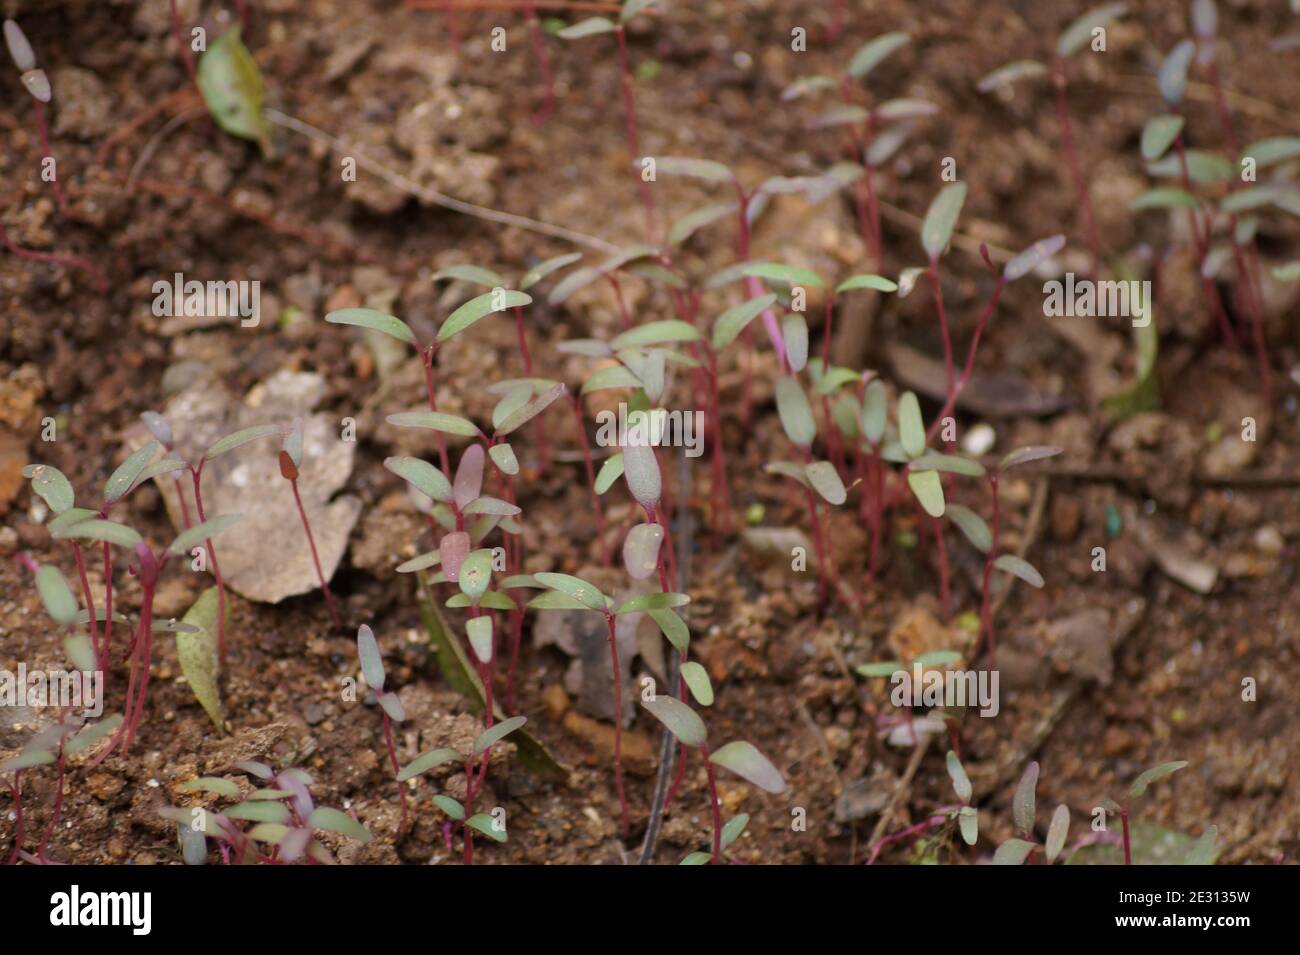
[264,109,619,254]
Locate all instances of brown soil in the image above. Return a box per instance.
[0,0,1296,865]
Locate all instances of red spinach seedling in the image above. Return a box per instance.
[355,625,410,835]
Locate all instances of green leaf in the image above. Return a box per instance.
[722,813,750,848]
[999,445,1062,470]
[558,17,617,38]
[642,695,707,746]
[775,377,816,448]
[224,801,290,823]
[473,715,528,755]
[181,776,240,798]
[958,806,979,846]
[527,591,592,611]
[1274,261,1300,282]
[170,514,242,556]
[466,813,507,843]
[805,460,846,505]
[178,587,224,730]
[993,838,1036,865]
[622,522,664,580]
[439,290,531,343]
[976,59,1047,92]
[205,424,281,460]
[495,382,567,436]
[680,661,714,706]
[433,795,466,820]
[848,32,910,78]
[0,750,55,772]
[385,456,452,503]
[741,261,824,289]
[835,273,898,295]
[22,463,74,513]
[1066,821,1216,865]
[53,518,142,549]
[709,741,785,793]
[921,182,967,261]
[396,550,441,573]
[307,807,372,843]
[1241,136,1300,168]
[582,365,642,394]
[1045,804,1070,862]
[610,320,701,351]
[711,294,776,351]
[462,496,521,517]
[386,411,480,437]
[648,608,690,653]
[534,572,608,611]
[652,156,734,182]
[1013,762,1038,834]
[47,506,97,533]
[1131,187,1198,211]
[907,470,945,517]
[66,714,123,756]
[1187,825,1218,865]
[1146,150,1232,184]
[36,565,78,626]
[616,591,689,614]
[547,266,604,305]
[325,307,417,346]
[782,313,809,373]
[488,443,519,476]
[197,27,270,153]
[807,104,870,129]
[397,748,459,782]
[520,252,583,290]
[466,615,493,664]
[670,202,738,246]
[595,453,624,494]
[945,504,992,553]
[104,441,160,504]
[457,549,494,602]
[433,264,505,288]
[680,851,712,865]
[861,380,887,444]
[63,632,96,671]
[356,623,385,691]
[914,649,962,667]
[1128,760,1188,799]
[1140,114,1185,161]
[1057,3,1127,58]
[1003,234,1067,281]
[898,390,925,458]
[946,750,972,802]
[621,0,658,22]
[910,453,984,477]
[994,554,1044,588]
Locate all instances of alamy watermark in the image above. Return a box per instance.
[0,664,103,717]
[1043,272,1151,327]
[152,272,260,327]
[594,403,705,458]
[889,662,1000,717]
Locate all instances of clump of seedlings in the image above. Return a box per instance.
[164,763,372,864]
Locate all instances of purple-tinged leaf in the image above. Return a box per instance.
[709,741,785,793]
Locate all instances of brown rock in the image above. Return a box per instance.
[561,710,654,776]
[541,683,570,721]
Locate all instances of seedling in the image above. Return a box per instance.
[164,763,372,864]
[326,289,533,475]
[141,414,282,664]
[355,625,409,835]
[1110,760,1189,865]
[558,0,664,241]
[979,4,1126,276]
[990,761,1072,865]
[279,418,342,630]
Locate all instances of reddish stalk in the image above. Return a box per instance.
[928,515,951,621]
[700,742,723,863]
[286,467,341,630]
[1172,137,1237,347]
[523,3,557,122]
[70,543,100,664]
[926,261,956,423]
[35,744,65,860]
[1121,802,1132,865]
[99,541,113,671]
[382,710,409,835]
[1052,57,1101,277]
[168,0,199,87]
[977,473,1001,667]
[614,25,657,242]
[926,273,1007,445]
[31,101,71,220]
[421,347,451,475]
[0,222,107,292]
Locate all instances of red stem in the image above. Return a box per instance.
[1053,58,1101,278]
[169,0,199,86]
[524,4,557,122]
[700,742,722,863]
[31,101,71,220]
[290,477,341,630]
[615,26,657,243]
[36,745,65,860]
[0,222,107,292]
[570,395,608,562]
[191,463,229,665]
[71,543,100,664]
[422,347,451,475]
[382,709,409,835]
[606,614,631,837]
